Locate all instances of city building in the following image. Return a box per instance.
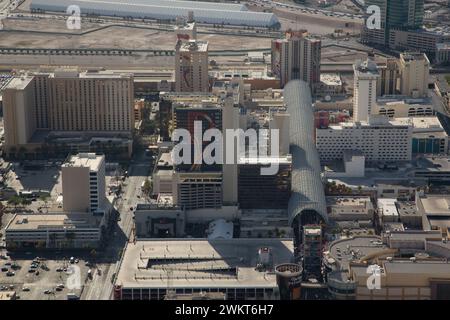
[2,69,134,159]
[173,172,223,210]
[31,0,280,28]
[315,73,344,97]
[61,153,106,214]
[374,96,434,118]
[436,42,450,65]
[238,156,292,209]
[378,198,400,223]
[362,0,425,46]
[388,28,450,60]
[113,239,294,300]
[175,40,209,93]
[302,225,322,279]
[353,59,379,122]
[5,213,104,249]
[2,75,36,150]
[377,58,399,96]
[134,200,185,238]
[316,116,413,163]
[396,201,422,229]
[399,52,430,98]
[271,31,321,89]
[407,116,449,155]
[326,196,374,222]
[416,194,450,234]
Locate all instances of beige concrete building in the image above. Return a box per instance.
[62,153,106,213]
[271,30,321,89]
[377,58,399,96]
[399,52,430,98]
[351,260,450,300]
[2,69,134,156]
[2,75,36,149]
[175,40,209,92]
[47,69,134,131]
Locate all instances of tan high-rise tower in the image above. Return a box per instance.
[175,40,209,92]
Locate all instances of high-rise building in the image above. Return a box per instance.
[399,52,430,98]
[175,40,209,92]
[238,156,292,209]
[271,30,321,89]
[377,58,399,96]
[2,69,134,156]
[61,153,106,214]
[387,0,424,29]
[361,0,389,46]
[2,75,37,149]
[353,59,379,122]
[362,0,424,46]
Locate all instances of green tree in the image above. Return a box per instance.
[7,195,24,212]
[39,194,50,213]
[142,179,152,199]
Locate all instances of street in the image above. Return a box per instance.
[81,150,151,300]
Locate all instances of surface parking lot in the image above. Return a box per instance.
[0,251,96,300]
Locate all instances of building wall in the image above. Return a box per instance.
[47,75,134,131]
[175,41,209,92]
[399,53,430,98]
[271,35,321,89]
[354,73,378,122]
[3,79,36,148]
[62,166,90,212]
[377,59,399,96]
[316,123,412,162]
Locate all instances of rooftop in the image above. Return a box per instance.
[320,73,342,86]
[327,236,387,270]
[377,198,399,217]
[354,59,379,76]
[177,40,208,53]
[5,75,34,90]
[396,201,420,217]
[418,195,450,216]
[115,239,293,289]
[62,153,104,171]
[6,213,102,231]
[400,52,429,63]
[326,196,372,208]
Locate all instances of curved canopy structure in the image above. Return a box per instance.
[285,80,328,227]
[31,0,279,28]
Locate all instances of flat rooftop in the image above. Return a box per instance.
[327,196,372,208]
[116,239,294,289]
[177,40,208,53]
[327,236,387,270]
[62,153,104,171]
[5,75,34,90]
[396,201,420,217]
[320,73,342,86]
[6,213,102,231]
[418,195,450,216]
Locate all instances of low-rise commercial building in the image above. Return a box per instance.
[114,239,294,300]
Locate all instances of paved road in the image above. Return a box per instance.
[81,151,151,300]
